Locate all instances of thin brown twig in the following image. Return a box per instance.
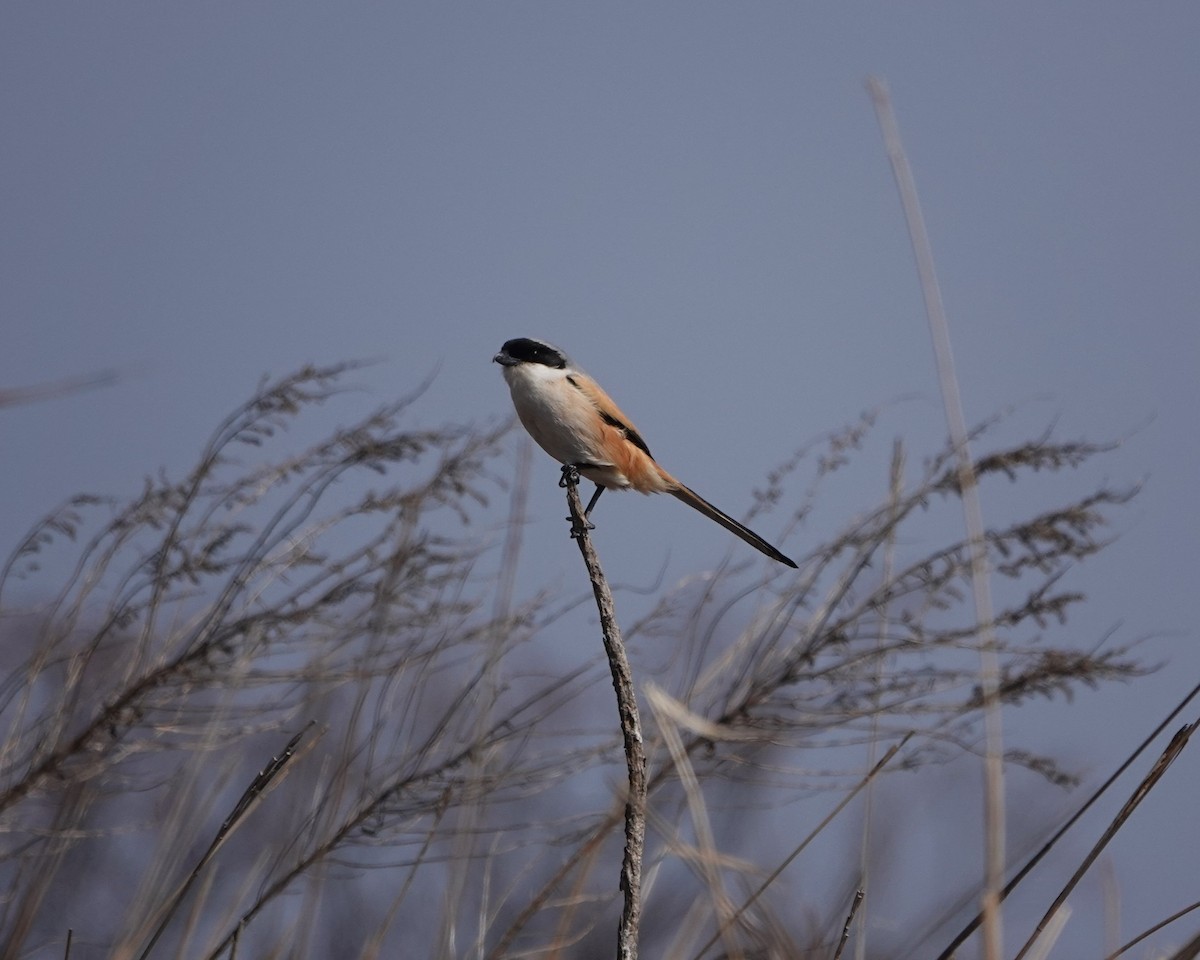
[562,466,647,960]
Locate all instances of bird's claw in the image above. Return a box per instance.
[560,465,595,538]
[559,464,581,489]
[567,516,596,538]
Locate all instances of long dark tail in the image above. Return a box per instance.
[669,483,797,568]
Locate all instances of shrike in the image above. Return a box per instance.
[493,337,796,568]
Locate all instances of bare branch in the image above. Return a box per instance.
[562,465,647,960]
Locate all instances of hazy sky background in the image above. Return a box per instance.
[3,4,1198,956]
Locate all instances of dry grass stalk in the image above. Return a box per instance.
[868,74,1007,960]
[1107,899,1200,960]
[1013,720,1198,960]
[834,890,864,960]
[1164,929,1200,960]
[691,733,912,959]
[0,369,119,409]
[134,723,317,960]
[855,438,905,960]
[645,683,739,958]
[935,680,1200,960]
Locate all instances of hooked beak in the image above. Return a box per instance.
[493,352,517,367]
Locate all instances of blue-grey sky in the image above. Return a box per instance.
[3,3,1198,955]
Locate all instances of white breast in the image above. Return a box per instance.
[503,364,627,487]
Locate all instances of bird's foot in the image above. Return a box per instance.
[567,516,596,538]
[558,464,581,489]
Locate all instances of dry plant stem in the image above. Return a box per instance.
[1164,929,1200,960]
[0,368,118,409]
[135,723,317,960]
[867,75,1006,960]
[834,890,864,960]
[645,685,738,957]
[1108,900,1200,960]
[692,733,912,960]
[561,467,647,960]
[935,679,1200,960]
[856,440,904,960]
[488,819,618,960]
[439,439,532,957]
[548,820,611,959]
[1013,720,1199,960]
[1023,905,1071,960]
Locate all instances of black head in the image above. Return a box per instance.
[493,338,569,369]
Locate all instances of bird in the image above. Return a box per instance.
[493,337,797,568]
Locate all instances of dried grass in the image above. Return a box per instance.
[0,361,1163,959]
